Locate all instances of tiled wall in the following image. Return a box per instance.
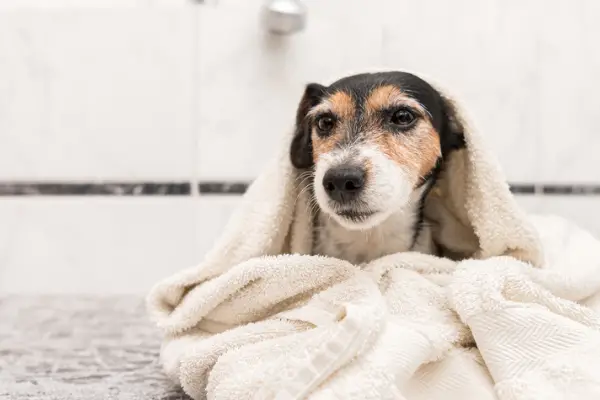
[0,0,599,294]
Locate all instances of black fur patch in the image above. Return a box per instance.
[290,83,326,169]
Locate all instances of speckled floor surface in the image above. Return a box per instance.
[0,296,189,400]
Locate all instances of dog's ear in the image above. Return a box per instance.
[438,95,466,157]
[290,83,327,169]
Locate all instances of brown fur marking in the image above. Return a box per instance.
[366,85,399,114]
[365,85,425,115]
[312,91,355,162]
[370,124,441,184]
[312,128,341,161]
[329,91,355,120]
[366,85,440,184]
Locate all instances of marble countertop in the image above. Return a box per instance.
[0,295,189,400]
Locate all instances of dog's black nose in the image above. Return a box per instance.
[323,166,365,202]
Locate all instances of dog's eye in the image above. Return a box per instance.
[390,109,416,127]
[316,115,335,133]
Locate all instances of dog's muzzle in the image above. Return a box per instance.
[322,165,365,203]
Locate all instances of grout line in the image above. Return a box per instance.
[189,4,201,197]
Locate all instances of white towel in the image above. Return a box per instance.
[147,76,600,399]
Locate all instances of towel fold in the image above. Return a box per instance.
[147,74,600,399]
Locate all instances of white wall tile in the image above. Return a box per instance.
[0,9,195,180]
[0,196,245,295]
[0,0,192,9]
[514,195,544,215]
[0,198,197,294]
[195,0,383,180]
[535,0,600,182]
[194,196,240,259]
[1,193,596,295]
[517,195,600,237]
[0,1,597,184]
[541,197,600,237]
[380,0,543,182]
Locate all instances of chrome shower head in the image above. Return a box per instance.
[261,0,307,35]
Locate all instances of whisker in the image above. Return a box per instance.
[292,168,315,209]
[294,181,313,209]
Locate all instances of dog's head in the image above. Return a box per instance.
[290,71,464,230]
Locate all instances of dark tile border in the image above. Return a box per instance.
[541,185,600,195]
[510,184,600,195]
[0,181,599,196]
[0,182,190,196]
[198,182,249,195]
[508,184,536,194]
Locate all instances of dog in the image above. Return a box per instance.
[290,71,465,264]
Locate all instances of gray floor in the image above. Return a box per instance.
[0,296,189,400]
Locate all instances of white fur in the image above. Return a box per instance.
[313,145,434,263]
[314,146,413,228]
[315,188,434,264]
